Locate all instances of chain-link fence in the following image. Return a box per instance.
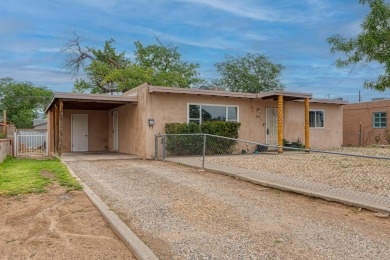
[344,131,390,146]
[156,133,390,212]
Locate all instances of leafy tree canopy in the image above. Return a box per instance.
[63,34,204,94]
[213,53,284,93]
[328,0,390,91]
[0,78,53,128]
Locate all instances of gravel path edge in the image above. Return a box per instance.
[63,160,159,260]
[169,158,390,214]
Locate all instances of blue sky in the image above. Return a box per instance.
[1,0,389,102]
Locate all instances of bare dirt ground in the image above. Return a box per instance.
[67,159,390,259]
[0,184,134,259]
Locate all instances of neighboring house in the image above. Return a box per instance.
[344,99,390,146]
[32,119,47,129]
[45,83,347,158]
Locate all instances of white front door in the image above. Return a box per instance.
[266,108,278,145]
[72,114,88,152]
[113,111,119,151]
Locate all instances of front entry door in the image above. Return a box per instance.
[72,114,88,152]
[266,108,278,145]
[113,111,119,151]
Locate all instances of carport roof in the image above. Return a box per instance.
[45,92,137,112]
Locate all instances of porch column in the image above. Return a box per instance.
[277,95,284,153]
[54,105,58,155]
[59,101,63,156]
[304,98,310,150]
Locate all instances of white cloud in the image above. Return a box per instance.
[39,47,61,53]
[177,0,280,22]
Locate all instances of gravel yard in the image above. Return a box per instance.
[67,159,390,259]
[205,147,390,198]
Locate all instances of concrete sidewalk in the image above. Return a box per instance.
[167,157,390,213]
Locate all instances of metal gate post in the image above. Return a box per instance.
[45,131,49,156]
[14,131,17,157]
[162,135,167,161]
[202,134,206,169]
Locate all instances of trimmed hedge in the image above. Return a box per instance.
[164,121,241,156]
[165,121,240,137]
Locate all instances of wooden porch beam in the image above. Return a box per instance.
[305,98,310,150]
[278,95,284,153]
[54,104,59,155]
[59,101,63,156]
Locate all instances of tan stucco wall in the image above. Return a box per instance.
[62,110,108,152]
[0,139,12,163]
[144,93,271,158]
[343,100,390,146]
[129,89,345,157]
[285,102,343,148]
[48,84,344,158]
[109,84,149,156]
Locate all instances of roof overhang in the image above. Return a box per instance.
[257,91,312,101]
[148,86,312,101]
[45,92,137,113]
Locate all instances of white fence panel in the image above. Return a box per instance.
[15,129,48,157]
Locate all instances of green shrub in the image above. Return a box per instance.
[164,121,241,156]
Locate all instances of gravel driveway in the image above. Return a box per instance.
[67,159,390,259]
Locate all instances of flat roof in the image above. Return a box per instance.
[45,92,137,112]
[310,98,348,105]
[148,85,313,100]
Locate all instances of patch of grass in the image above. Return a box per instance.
[0,157,81,196]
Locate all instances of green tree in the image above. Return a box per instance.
[0,78,53,128]
[213,53,284,93]
[64,34,203,93]
[328,0,390,91]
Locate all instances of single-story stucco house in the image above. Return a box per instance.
[45,83,347,158]
[344,99,390,146]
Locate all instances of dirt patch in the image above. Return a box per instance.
[41,170,56,180]
[0,184,134,259]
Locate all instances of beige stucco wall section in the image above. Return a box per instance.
[285,102,343,148]
[110,84,150,156]
[62,109,108,152]
[110,84,345,158]
[144,94,271,158]
[343,100,390,146]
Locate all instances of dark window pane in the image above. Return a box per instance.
[228,107,238,121]
[309,111,315,127]
[189,119,200,124]
[189,105,200,119]
[316,111,324,127]
[202,105,226,121]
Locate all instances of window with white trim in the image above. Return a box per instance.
[309,110,324,128]
[188,104,238,123]
[372,112,387,128]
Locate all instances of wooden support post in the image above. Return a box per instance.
[3,110,6,135]
[305,98,310,150]
[54,105,59,155]
[59,101,63,156]
[277,95,284,153]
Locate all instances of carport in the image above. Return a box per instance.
[45,92,137,157]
